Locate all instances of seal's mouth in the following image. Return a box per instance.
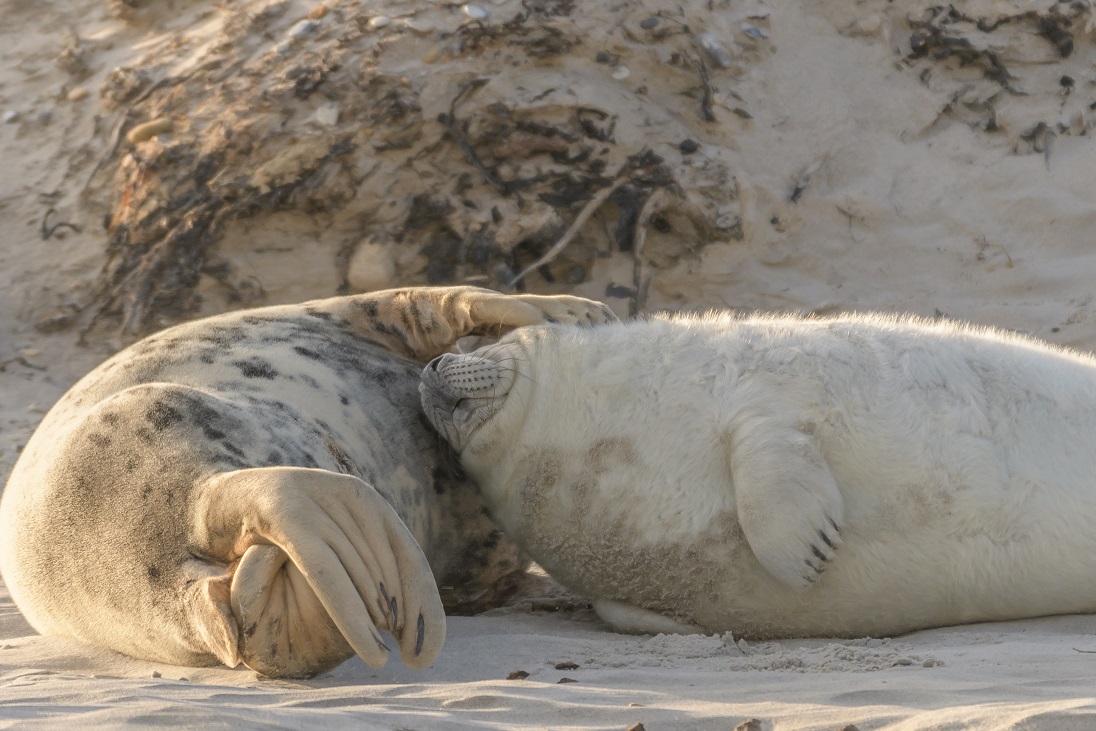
[419,352,515,451]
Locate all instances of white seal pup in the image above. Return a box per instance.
[0,286,616,677]
[421,311,1096,638]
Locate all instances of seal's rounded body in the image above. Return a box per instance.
[421,313,1096,638]
[0,287,615,676]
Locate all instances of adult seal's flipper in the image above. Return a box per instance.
[189,467,445,677]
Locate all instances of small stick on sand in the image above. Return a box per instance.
[506,170,632,290]
[630,188,675,317]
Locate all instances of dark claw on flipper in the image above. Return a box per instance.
[818,529,837,550]
[389,596,398,630]
[415,613,425,656]
[810,544,829,563]
[372,631,391,653]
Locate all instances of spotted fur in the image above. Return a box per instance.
[0,287,615,678]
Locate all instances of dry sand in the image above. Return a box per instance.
[4,0,1096,727]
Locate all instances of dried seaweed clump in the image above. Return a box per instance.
[78,0,744,336]
[901,2,1096,152]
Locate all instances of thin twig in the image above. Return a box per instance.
[437,112,509,193]
[647,15,716,123]
[0,356,46,373]
[82,109,135,200]
[790,158,826,203]
[630,188,675,317]
[437,78,509,193]
[506,171,632,290]
[690,42,717,122]
[131,60,220,106]
[40,208,82,240]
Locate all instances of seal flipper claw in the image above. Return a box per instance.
[371,631,391,653]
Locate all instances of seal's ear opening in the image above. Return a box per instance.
[187,573,240,669]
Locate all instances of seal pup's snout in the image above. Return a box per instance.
[420,351,516,451]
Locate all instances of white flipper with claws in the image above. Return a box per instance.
[422,310,1096,640]
[729,406,845,589]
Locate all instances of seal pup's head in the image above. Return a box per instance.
[420,322,606,547]
[419,335,531,454]
[419,320,636,519]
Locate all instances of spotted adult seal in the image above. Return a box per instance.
[0,286,615,677]
[421,311,1096,638]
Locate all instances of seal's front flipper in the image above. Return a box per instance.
[326,286,618,363]
[190,466,445,678]
[728,410,845,589]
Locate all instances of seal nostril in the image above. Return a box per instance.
[427,357,442,372]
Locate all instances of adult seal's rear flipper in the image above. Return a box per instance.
[189,466,445,677]
[0,286,620,679]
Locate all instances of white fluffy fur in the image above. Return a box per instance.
[423,312,1096,638]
